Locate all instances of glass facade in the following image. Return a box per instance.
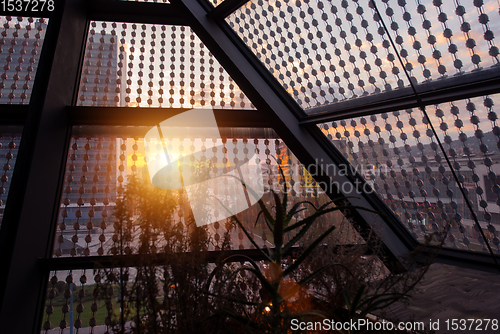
[78,21,254,109]
[0,1,498,333]
[0,16,48,104]
[319,94,500,253]
[227,0,499,112]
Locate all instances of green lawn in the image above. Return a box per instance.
[41,283,170,330]
[41,283,121,330]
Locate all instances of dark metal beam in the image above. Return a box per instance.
[300,67,500,125]
[422,246,500,274]
[0,125,23,133]
[38,245,373,271]
[207,0,249,20]
[0,0,89,332]
[39,247,303,271]
[171,0,417,273]
[0,105,29,125]
[71,125,279,139]
[67,106,270,127]
[88,0,188,25]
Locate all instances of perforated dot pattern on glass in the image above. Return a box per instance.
[77,22,254,109]
[0,16,48,104]
[208,0,227,6]
[0,130,21,229]
[123,0,169,3]
[227,0,499,112]
[319,93,500,253]
[53,126,360,258]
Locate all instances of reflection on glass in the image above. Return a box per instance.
[0,16,48,104]
[319,94,500,254]
[53,126,360,257]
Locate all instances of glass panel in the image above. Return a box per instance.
[319,93,500,254]
[226,0,499,113]
[227,0,409,109]
[53,124,362,258]
[77,21,254,109]
[0,16,48,104]
[123,0,169,2]
[373,0,499,81]
[0,128,22,228]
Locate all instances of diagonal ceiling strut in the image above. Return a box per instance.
[170,0,419,272]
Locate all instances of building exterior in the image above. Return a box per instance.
[0,18,46,104]
[78,28,126,106]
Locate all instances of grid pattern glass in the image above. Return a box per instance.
[0,16,48,104]
[77,21,254,109]
[52,126,360,258]
[227,0,499,112]
[319,93,500,253]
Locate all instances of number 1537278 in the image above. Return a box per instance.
[1,0,54,12]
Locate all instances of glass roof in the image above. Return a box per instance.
[72,0,499,256]
[227,0,499,113]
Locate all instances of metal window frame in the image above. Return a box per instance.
[67,106,270,127]
[0,0,89,331]
[171,0,417,269]
[0,0,498,333]
[37,244,373,271]
[88,0,189,25]
[185,0,500,271]
[300,67,500,125]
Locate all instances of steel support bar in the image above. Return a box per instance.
[301,67,500,125]
[38,245,373,271]
[171,0,417,273]
[67,106,270,127]
[0,125,23,133]
[88,0,188,25]
[39,247,303,271]
[0,0,89,332]
[71,125,279,139]
[0,105,29,125]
